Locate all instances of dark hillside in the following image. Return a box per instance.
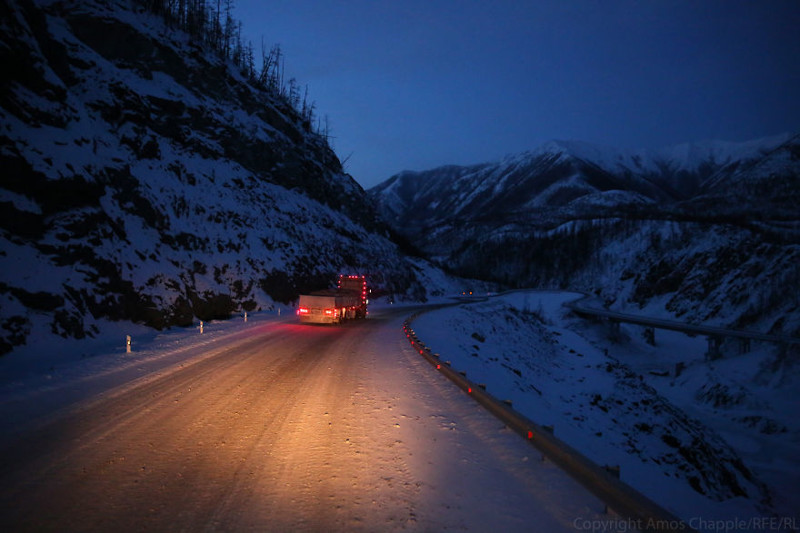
[0,0,453,355]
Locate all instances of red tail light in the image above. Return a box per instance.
[298,307,309,315]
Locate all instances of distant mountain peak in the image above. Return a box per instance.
[370,130,798,240]
[505,134,795,178]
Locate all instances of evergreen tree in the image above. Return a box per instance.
[138,0,327,141]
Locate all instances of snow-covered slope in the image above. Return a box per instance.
[0,0,461,355]
[412,292,800,525]
[370,135,800,336]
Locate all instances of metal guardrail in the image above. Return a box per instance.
[402,313,692,533]
[564,295,800,346]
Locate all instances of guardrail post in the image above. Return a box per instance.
[739,338,750,354]
[244,311,248,323]
[609,319,621,341]
[705,336,722,360]
[603,465,621,514]
[604,464,620,478]
[537,424,556,462]
[644,327,655,346]
[126,335,131,353]
[199,320,204,334]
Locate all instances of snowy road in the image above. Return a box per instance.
[0,305,606,532]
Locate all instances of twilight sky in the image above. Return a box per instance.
[234,0,800,188]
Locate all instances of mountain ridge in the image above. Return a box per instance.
[0,0,458,355]
[370,133,800,336]
[373,132,795,222]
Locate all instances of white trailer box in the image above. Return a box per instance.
[297,291,360,324]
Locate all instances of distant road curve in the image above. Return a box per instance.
[563,293,800,346]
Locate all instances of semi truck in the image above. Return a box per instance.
[296,274,368,324]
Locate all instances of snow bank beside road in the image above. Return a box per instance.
[0,309,292,440]
[411,291,793,528]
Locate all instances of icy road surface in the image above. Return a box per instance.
[0,305,606,532]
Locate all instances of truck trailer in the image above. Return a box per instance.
[296,275,368,324]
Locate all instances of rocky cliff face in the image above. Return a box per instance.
[0,0,448,355]
[371,136,800,335]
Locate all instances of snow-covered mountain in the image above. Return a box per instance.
[0,0,458,355]
[370,135,800,335]
[372,134,795,230]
